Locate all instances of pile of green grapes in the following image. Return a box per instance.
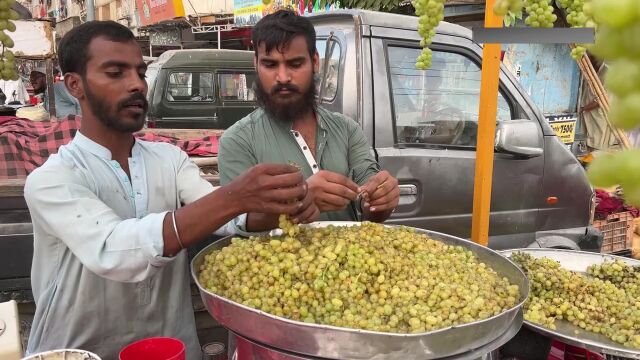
[199,222,521,333]
[511,252,640,348]
[0,0,19,81]
[413,0,444,69]
[586,0,640,207]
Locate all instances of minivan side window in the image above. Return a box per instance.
[166,72,214,102]
[218,72,257,102]
[388,46,513,147]
[316,38,341,101]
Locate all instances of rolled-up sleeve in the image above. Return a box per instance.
[24,167,173,283]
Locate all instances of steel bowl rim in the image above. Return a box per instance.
[500,248,640,265]
[192,221,529,337]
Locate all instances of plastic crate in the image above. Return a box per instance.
[593,212,635,254]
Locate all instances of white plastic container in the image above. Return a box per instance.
[0,300,21,360]
[21,349,102,360]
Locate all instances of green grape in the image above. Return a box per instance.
[587,153,622,188]
[8,10,19,20]
[590,26,626,60]
[592,0,638,29]
[588,150,640,206]
[615,150,640,206]
[604,59,640,97]
[199,223,521,333]
[6,20,15,32]
[1,68,12,80]
[4,49,13,60]
[2,35,13,48]
[493,0,510,16]
[608,93,640,130]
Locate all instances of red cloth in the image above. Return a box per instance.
[595,189,639,219]
[0,116,220,179]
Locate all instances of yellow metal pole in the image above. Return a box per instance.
[471,0,503,246]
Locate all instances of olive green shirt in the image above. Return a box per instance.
[219,107,380,221]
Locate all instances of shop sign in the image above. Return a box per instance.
[149,28,182,46]
[136,0,185,26]
[546,114,577,144]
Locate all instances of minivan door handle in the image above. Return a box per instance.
[399,184,417,196]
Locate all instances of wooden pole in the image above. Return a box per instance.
[573,51,631,149]
[471,0,503,246]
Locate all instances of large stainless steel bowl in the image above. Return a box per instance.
[192,222,529,360]
[501,248,640,359]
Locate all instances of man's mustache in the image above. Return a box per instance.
[117,92,148,111]
[271,83,300,95]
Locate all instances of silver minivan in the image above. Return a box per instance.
[309,10,600,251]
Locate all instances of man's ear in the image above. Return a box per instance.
[313,51,320,73]
[64,73,83,100]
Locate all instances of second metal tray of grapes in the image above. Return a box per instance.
[500,248,640,359]
[192,222,529,360]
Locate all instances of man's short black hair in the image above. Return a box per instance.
[251,10,317,60]
[58,20,136,76]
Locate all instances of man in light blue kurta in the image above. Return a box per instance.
[25,132,242,358]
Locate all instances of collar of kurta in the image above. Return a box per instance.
[72,131,141,160]
[269,107,330,132]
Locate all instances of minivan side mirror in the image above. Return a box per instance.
[495,120,543,159]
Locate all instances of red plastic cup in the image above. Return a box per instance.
[119,337,185,360]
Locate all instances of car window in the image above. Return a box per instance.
[388,46,513,147]
[166,72,214,102]
[218,72,257,101]
[316,38,341,101]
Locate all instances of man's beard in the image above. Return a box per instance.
[83,79,148,133]
[254,75,317,123]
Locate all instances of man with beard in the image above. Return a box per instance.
[219,10,400,223]
[23,21,318,360]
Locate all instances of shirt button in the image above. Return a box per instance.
[303,146,308,150]
[294,132,299,137]
[312,164,318,169]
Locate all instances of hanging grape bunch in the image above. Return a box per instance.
[0,0,19,81]
[492,0,556,27]
[493,0,592,60]
[522,0,557,28]
[586,0,640,207]
[413,0,444,70]
[556,0,595,60]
